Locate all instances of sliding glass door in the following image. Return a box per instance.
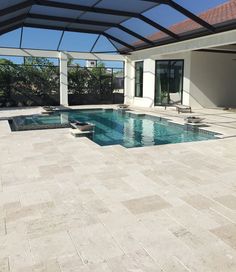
[155,60,184,105]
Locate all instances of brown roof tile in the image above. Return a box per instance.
[150,0,236,41]
[134,0,236,47]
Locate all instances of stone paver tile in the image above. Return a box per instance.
[174,248,231,272]
[0,107,236,271]
[122,195,172,215]
[210,224,236,250]
[200,207,233,226]
[99,178,133,191]
[193,242,236,272]
[166,204,220,230]
[79,262,111,272]
[0,191,21,207]
[6,204,42,225]
[99,209,139,232]
[182,194,215,210]
[0,257,9,272]
[121,173,159,195]
[107,249,162,272]
[214,195,236,210]
[27,211,98,238]
[0,234,34,271]
[69,223,123,264]
[137,210,181,234]
[3,201,21,215]
[57,254,84,272]
[169,224,220,251]
[105,223,150,255]
[0,178,2,193]
[0,218,6,236]
[83,199,110,215]
[76,189,98,203]
[196,182,234,198]
[207,204,236,224]
[93,169,128,180]
[20,191,53,207]
[159,256,191,272]
[39,164,73,178]
[139,228,193,267]
[20,258,61,272]
[29,231,77,263]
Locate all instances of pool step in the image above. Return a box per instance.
[70,128,94,138]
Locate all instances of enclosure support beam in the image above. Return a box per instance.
[59,52,69,106]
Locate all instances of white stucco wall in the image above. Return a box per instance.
[132,58,156,108]
[124,58,135,105]
[125,52,191,108]
[189,51,236,108]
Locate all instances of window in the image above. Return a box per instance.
[155,60,184,105]
[135,61,144,97]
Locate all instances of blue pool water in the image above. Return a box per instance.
[11,109,217,148]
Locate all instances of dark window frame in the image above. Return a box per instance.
[134,61,144,98]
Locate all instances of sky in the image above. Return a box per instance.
[0,0,228,66]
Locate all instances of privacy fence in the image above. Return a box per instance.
[0,61,124,107]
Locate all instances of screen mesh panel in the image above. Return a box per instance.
[0,8,30,23]
[0,21,24,34]
[174,0,235,25]
[30,5,83,18]
[69,23,108,32]
[0,0,234,53]
[0,0,25,10]
[0,28,22,48]
[22,27,62,50]
[59,32,99,52]
[25,18,68,28]
[106,40,130,52]
[174,0,228,16]
[96,0,157,13]
[143,4,203,35]
[122,18,161,38]
[79,12,129,24]
[105,28,140,45]
[91,35,117,52]
[48,0,99,6]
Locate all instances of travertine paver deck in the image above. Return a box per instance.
[0,106,236,271]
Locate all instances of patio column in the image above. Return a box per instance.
[124,57,134,105]
[59,52,69,106]
[143,58,155,107]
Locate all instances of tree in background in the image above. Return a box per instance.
[0,59,18,106]
[0,57,59,107]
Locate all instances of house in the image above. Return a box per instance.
[124,0,236,108]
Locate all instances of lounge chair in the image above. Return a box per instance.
[162,93,191,113]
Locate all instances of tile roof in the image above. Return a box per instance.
[146,0,236,43]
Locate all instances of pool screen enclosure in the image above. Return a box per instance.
[0,0,235,54]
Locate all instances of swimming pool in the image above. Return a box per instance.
[11,109,217,148]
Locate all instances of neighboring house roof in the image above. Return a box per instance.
[137,0,236,46]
